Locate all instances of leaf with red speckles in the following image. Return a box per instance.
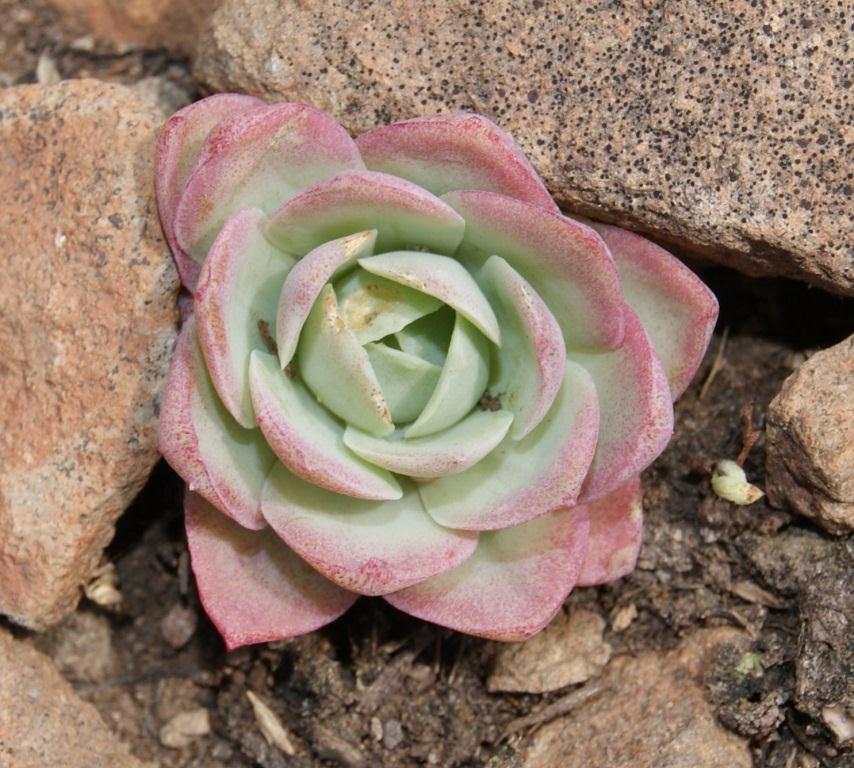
[185,491,356,650]
[155,93,265,290]
[159,319,274,530]
[592,224,719,399]
[356,112,558,212]
[385,506,589,641]
[444,190,625,351]
[173,103,365,269]
[260,464,478,596]
[576,478,644,587]
[571,309,673,504]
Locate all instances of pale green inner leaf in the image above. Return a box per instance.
[298,284,394,436]
[249,350,401,498]
[477,255,565,440]
[334,269,442,344]
[343,408,514,478]
[359,251,501,344]
[405,314,491,439]
[275,229,377,367]
[418,361,596,529]
[394,306,455,368]
[217,238,295,427]
[364,342,441,424]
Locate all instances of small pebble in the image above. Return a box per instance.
[370,716,383,742]
[611,603,638,632]
[159,708,210,749]
[383,719,404,750]
[160,603,198,649]
[35,52,60,85]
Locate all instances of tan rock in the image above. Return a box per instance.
[0,629,147,768]
[195,0,853,295]
[0,79,178,629]
[521,629,751,768]
[47,0,216,55]
[766,335,854,534]
[487,608,611,694]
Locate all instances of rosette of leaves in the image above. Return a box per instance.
[156,95,718,648]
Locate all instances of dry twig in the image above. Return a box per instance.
[699,326,729,399]
[500,680,605,742]
[735,400,761,466]
[246,690,297,756]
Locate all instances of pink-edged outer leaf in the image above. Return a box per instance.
[261,464,478,596]
[478,255,566,439]
[571,309,674,504]
[155,93,266,290]
[185,491,356,650]
[174,103,365,264]
[386,506,590,641]
[419,361,599,531]
[443,191,625,351]
[276,230,377,367]
[576,478,644,587]
[264,170,465,257]
[592,224,719,399]
[159,318,275,530]
[355,112,558,212]
[195,208,295,428]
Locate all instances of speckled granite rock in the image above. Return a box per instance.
[520,629,751,768]
[0,629,149,768]
[766,335,854,534]
[195,0,853,295]
[47,0,216,53]
[0,79,178,629]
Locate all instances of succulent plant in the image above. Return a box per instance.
[156,95,718,649]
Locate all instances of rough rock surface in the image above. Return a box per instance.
[520,629,751,768]
[195,0,853,295]
[0,629,148,768]
[797,550,854,738]
[47,0,216,54]
[766,335,854,534]
[739,529,854,741]
[487,608,611,693]
[0,79,178,629]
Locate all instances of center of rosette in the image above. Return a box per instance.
[294,256,497,440]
